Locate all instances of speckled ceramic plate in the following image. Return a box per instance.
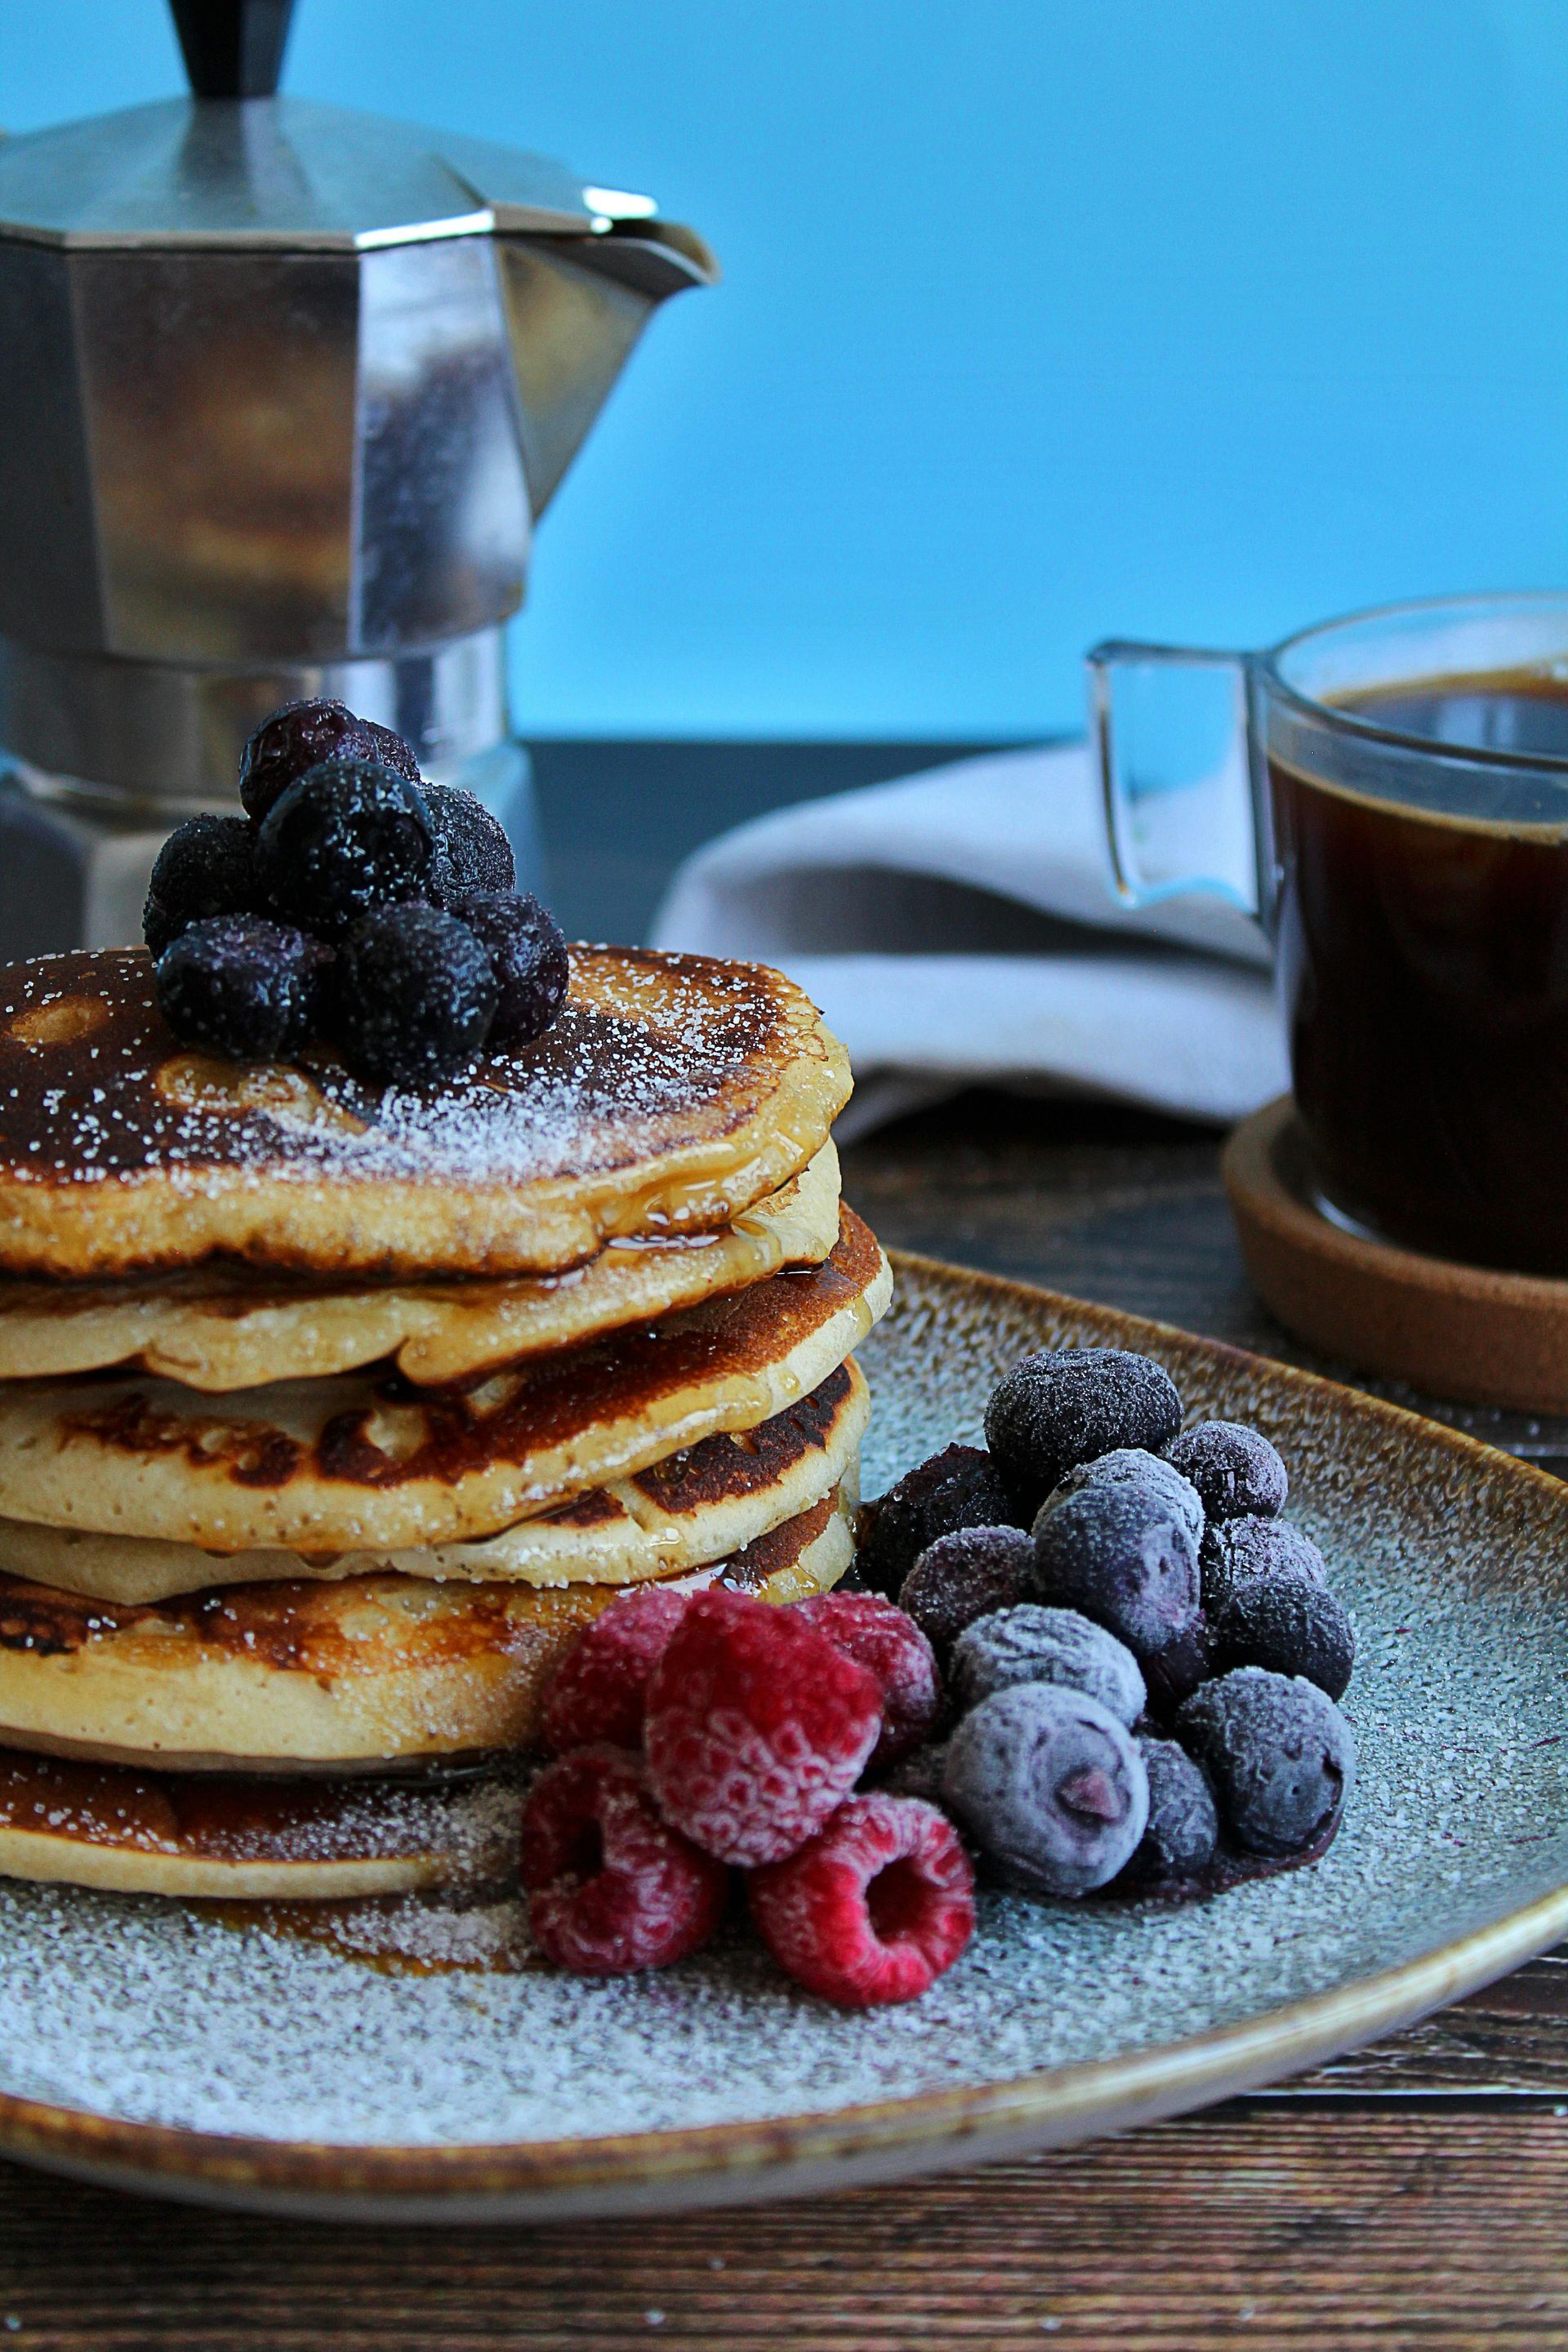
[2,1248,1568,2224]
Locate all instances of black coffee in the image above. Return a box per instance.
[1271,673,1568,1274]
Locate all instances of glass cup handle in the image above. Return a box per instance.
[1085,639,1275,936]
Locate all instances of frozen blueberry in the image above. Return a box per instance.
[1177,1667,1354,1857]
[328,903,497,1087]
[457,891,569,1047]
[1028,1457,1201,1664]
[155,915,326,1062]
[423,784,516,906]
[1167,1422,1288,1522]
[984,1348,1183,1506]
[942,1682,1149,1897]
[1054,1448,1205,1548]
[1140,1618,1214,1715]
[142,815,260,956]
[256,759,438,935]
[1128,1734,1219,1882]
[1200,1516,1328,1614]
[899,1525,1032,1654]
[951,1604,1146,1726]
[857,1445,1024,1599]
[1213,1571,1355,1700]
[239,698,420,823]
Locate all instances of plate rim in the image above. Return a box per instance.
[2,1245,1565,2220]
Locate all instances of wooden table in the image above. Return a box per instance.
[4,1089,1566,2348]
[7,745,1568,2345]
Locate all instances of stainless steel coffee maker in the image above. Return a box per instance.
[0,0,715,953]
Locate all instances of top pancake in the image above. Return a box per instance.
[0,1144,841,1392]
[0,946,852,1279]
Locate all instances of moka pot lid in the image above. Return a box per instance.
[0,92,665,252]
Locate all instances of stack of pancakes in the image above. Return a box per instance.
[0,943,885,1904]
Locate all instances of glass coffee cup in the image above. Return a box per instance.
[1089,593,1568,1278]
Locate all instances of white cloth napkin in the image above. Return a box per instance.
[650,742,1288,1140]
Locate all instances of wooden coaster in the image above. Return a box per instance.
[1223,1096,1568,1412]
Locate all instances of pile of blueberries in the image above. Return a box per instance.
[141,698,569,1088]
[858,1345,1356,1900]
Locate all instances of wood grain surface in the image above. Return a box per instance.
[4,1085,1567,2347]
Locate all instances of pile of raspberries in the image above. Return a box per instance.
[523,1584,973,2010]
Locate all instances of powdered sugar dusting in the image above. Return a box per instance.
[1,1266,1566,2149]
[0,947,802,1192]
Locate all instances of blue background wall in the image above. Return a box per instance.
[5,2,1568,739]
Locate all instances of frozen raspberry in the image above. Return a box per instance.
[749,1793,974,2008]
[520,1746,727,1974]
[239,697,420,822]
[256,757,438,934]
[538,1586,691,1756]
[984,1348,1183,1506]
[327,902,497,1086]
[423,782,516,906]
[1200,1516,1327,1613]
[1177,1667,1354,1856]
[457,890,570,1047]
[899,1525,1031,1654]
[1029,1452,1201,1664]
[856,1445,1023,1598]
[950,1603,1145,1725]
[942,1682,1149,1896]
[1127,1733,1218,1882]
[644,1588,882,1864]
[1167,1421,1287,1522]
[155,915,327,1062]
[1213,1571,1355,1700]
[793,1592,942,1768]
[143,814,260,955]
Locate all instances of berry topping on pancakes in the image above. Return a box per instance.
[457,890,570,1047]
[257,759,440,936]
[425,783,517,906]
[327,902,498,1086]
[145,698,572,1088]
[156,915,327,1062]
[238,697,421,823]
[143,814,261,956]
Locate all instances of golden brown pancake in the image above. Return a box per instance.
[0,1489,853,1775]
[0,1212,888,1551]
[0,1144,841,1391]
[0,1748,520,1901]
[0,945,851,1278]
[0,1359,866,1604]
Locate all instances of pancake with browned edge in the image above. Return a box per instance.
[0,1748,521,1901]
[0,1358,866,1603]
[0,1144,841,1392]
[0,1488,852,1775]
[0,946,851,1279]
[0,1212,887,1552]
